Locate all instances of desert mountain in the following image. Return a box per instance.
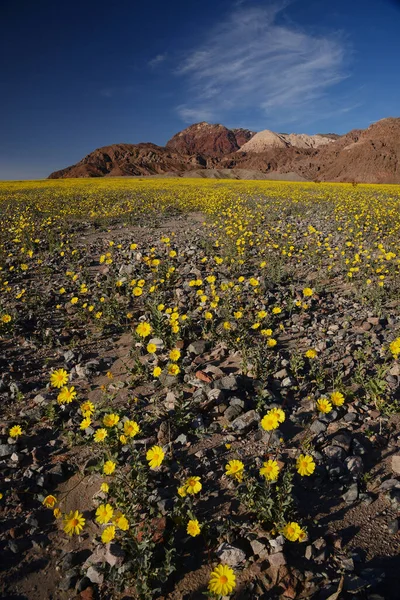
[305,118,400,183]
[48,143,207,179]
[239,130,334,152]
[48,118,400,183]
[165,122,255,156]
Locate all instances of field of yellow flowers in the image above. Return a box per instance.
[0,178,399,600]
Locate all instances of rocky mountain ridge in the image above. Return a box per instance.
[48,117,400,183]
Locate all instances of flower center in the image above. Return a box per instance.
[219,576,228,584]
[71,518,79,527]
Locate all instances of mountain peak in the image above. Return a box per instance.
[166,123,254,156]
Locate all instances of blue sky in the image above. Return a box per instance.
[1,0,400,179]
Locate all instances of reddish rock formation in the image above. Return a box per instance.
[304,118,400,183]
[231,128,256,147]
[48,143,206,179]
[166,122,241,156]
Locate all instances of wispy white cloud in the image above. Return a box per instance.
[148,53,167,68]
[176,4,351,127]
[176,105,216,122]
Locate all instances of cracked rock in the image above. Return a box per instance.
[217,543,246,566]
[231,410,260,433]
[343,483,358,503]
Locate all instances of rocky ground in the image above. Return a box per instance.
[0,182,399,600]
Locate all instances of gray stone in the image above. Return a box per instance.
[106,543,126,567]
[63,350,75,364]
[332,432,352,453]
[36,474,45,486]
[342,558,355,571]
[391,455,400,475]
[174,434,188,446]
[268,535,284,553]
[324,445,346,462]
[359,492,373,505]
[9,382,21,400]
[86,565,104,585]
[0,444,12,458]
[224,405,242,421]
[344,412,358,423]
[75,364,91,378]
[8,541,19,554]
[187,340,209,355]
[305,545,313,560]
[274,368,288,379]
[268,551,286,567]
[343,483,358,503]
[217,543,246,566]
[33,394,47,405]
[320,409,338,423]
[207,388,224,404]
[281,376,295,388]
[84,542,125,569]
[379,478,400,492]
[310,420,327,435]
[386,375,397,389]
[345,456,363,480]
[312,537,326,550]
[230,397,245,409]
[84,360,102,375]
[59,568,79,591]
[214,375,240,391]
[250,539,267,557]
[255,429,281,448]
[389,363,400,377]
[118,263,134,276]
[231,410,260,433]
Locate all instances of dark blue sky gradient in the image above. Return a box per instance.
[1,0,399,179]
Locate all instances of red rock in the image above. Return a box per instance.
[78,587,95,600]
[49,143,206,179]
[195,370,212,383]
[166,122,254,156]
